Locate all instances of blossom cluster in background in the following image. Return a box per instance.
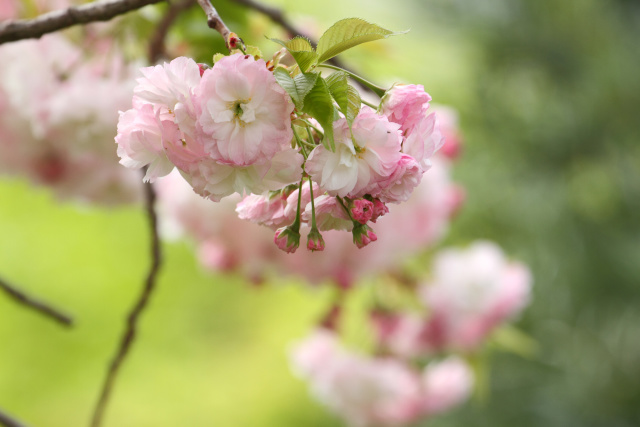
[0,29,142,205]
[290,241,531,427]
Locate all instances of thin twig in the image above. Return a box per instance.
[148,0,196,63]
[0,0,164,44]
[0,276,73,327]
[0,408,29,427]
[196,0,232,46]
[231,0,310,40]
[89,178,162,427]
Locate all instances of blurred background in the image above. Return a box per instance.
[1,0,639,426]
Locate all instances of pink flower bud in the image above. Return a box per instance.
[352,223,378,249]
[306,227,325,252]
[350,198,374,224]
[370,198,389,223]
[274,225,300,253]
[227,33,242,50]
[197,63,210,77]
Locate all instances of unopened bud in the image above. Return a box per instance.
[227,32,242,50]
[352,223,378,249]
[197,63,210,77]
[274,225,300,253]
[350,199,374,224]
[306,227,325,252]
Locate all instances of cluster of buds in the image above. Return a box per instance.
[115,19,445,253]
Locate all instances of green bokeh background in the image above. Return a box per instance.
[1,0,640,426]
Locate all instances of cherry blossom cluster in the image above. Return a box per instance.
[0,32,141,204]
[156,156,462,287]
[291,330,473,427]
[370,241,532,355]
[115,20,445,253]
[289,241,531,427]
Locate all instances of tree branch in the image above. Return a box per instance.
[230,0,310,40]
[0,276,73,327]
[196,0,233,47]
[89,178,162,427]
[0,408,29,427]
[0,0,165,45]
[148,0,197,63]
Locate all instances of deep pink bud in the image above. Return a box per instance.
[197,63,210,77]
[352,223,378,249]
[274,226,300,253]
[370,198,389,223]
[227,32,241,49]
[307,227,325,251]
[350,199,374,224]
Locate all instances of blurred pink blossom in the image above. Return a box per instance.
[0,34,141,204]
[290,330,473,427]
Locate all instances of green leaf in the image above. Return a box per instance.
[325,72,362,126]
[316,18,406,64]
[212,53,226,64]
[270,36,318,72]
[273,68,319,110]
[245,45,262,58]
[302,78,335,151]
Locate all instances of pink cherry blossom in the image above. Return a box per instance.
[195,53,294,166]
[134,56,201,119]
[290,330,473,427]
[401,112,445,171]
[0,34,141,204]
[182,147,303,202]
[350,199,374,224]
[291,330,425,427]
[236,191,291,230]
[305,107,402,198]
[115,104,175,182]
[374,154,423,203]
[380,84,432,135]
[422,357,474,415]
[419,241,533,351]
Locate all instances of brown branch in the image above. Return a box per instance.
[0,276,73,327]
[231,0,309,40]
[0,408,29,427]
[196,0,232,46]
[148,0,197,63]
[89,177,162,427]
[0,0,165,44]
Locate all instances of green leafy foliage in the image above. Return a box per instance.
[325,71,361,126]
[273,68,319,110]
[301,78,336,151]
[270,36,318,72]
[316,18,405,64]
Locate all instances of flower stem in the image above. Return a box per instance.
[292,125,309,159]
[317,64,387,98]
[361,99,379,110]
[292,177,304,231]
[300,119,324,138]
[336,196,354,221]
[308,177,317,229]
